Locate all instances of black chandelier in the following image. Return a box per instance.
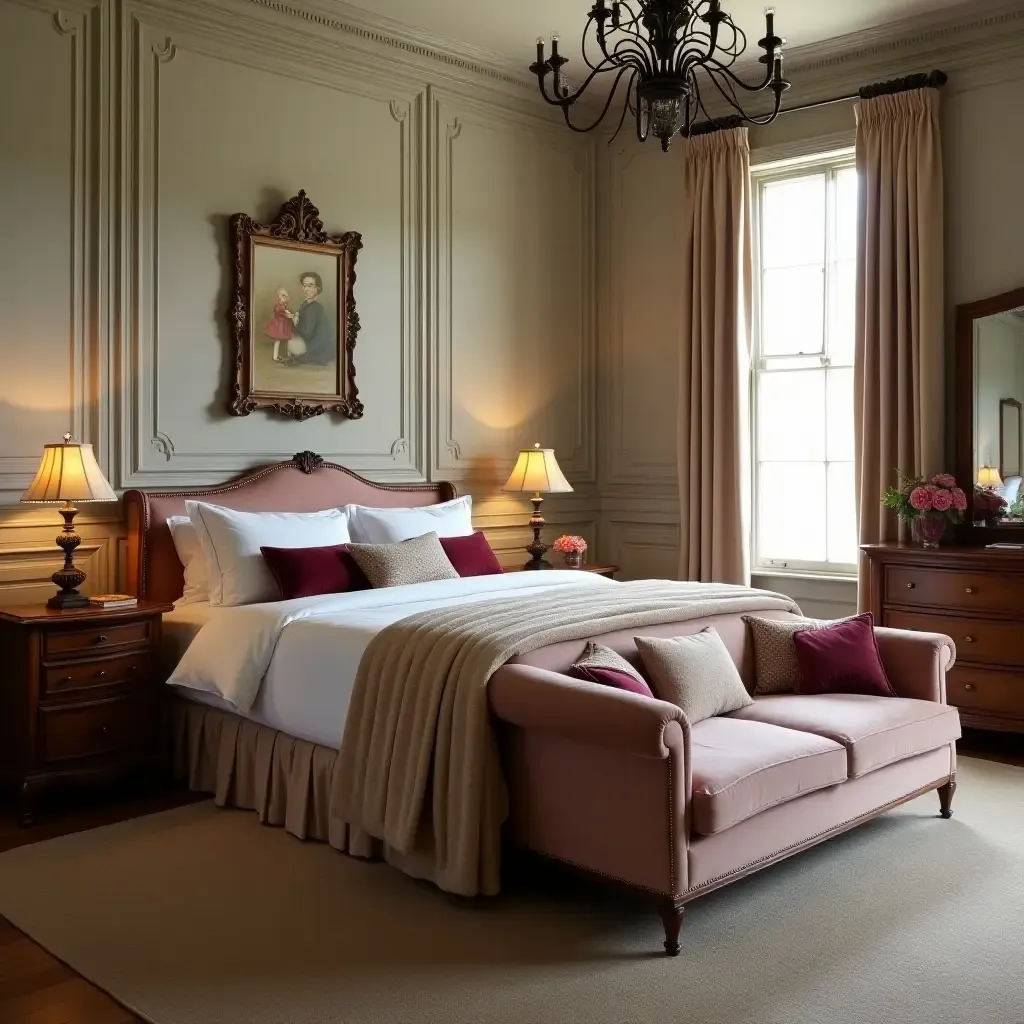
[530,1,790,151]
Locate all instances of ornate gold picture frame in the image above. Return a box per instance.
[229,191,363,421]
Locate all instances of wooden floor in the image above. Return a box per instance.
[0,731,1021,1023]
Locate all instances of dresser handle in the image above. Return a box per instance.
[964,683,974,692]
[96,670,107,677]
[94,634,108,644]
[905,582,915,589]
[62,675,73,683]
[965,588,974,595]
[100,724,109,735]
[964,636,975,643]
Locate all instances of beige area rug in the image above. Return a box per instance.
[0,757,1022,1024]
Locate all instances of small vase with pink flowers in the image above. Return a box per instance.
[882,472,966,548]
[552,534,588,568]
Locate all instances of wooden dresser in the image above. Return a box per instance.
[0,601,173,823]
[863,544,1024,733]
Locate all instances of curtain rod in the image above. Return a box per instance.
[687,69,947,137]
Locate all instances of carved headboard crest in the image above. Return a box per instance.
[293,451,325,474]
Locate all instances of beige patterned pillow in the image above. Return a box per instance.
[347,532,458,589]
[743,615,835,695]
[635,628,754,725]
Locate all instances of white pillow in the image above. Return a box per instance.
[347,495,473,544]
[167,516,210,606]
[185,502,351,607]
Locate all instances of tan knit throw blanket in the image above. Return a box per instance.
[332,580,800,896]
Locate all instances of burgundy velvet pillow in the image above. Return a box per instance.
[439,532,503,577]
[792,613,897,698]
[260,544,369,600]
[573,665,655,699]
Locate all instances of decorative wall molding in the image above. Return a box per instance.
[116,8,425,486]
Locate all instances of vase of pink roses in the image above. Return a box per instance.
[552,534,587,568]
[883,472,966,548]
[973,485,1008,527]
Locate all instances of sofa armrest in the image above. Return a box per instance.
[489,664,687,760]
[874,627,956,703]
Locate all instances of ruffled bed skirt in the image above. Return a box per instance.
[171,698,385,859]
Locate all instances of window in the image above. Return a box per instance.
[751,153,858,575]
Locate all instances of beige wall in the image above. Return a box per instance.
[596,9,1024,615]
[0,0,598,601]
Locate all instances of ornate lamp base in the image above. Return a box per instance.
[521,493,553,570]
[48,503,90,609]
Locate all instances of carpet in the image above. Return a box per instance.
[0,757,1021,1024]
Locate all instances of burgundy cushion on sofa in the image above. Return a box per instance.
[573,665,655,699]
[260,544,369,600]
[439,532,503,577]
[793,613,897,698]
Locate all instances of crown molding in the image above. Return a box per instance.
[244,0,534,91]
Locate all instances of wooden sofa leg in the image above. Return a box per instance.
[658,897,686,956]
[939,777,956,819]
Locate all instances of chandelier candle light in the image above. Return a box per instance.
[530,1,790,151]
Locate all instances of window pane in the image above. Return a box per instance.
[758,370,825,461]
[830,258,856,366]
[836,167,858,261]
[762,266,824,356]
[761,174,826,269]
[826,368,854,462]
[827,461,857,564]
[759,463,826,562]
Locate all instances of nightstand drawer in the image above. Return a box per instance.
[42,652,150,698]
[884,565,1019,615]
[38,695,157,763]
[44,620,152,657]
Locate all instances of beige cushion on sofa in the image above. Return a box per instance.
[347,532,458,588]
[689,717,849,835]
[635,628,753,724]
[731,693,962,778]
[743,615,834,695]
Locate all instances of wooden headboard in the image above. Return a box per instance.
[123,451,457,603]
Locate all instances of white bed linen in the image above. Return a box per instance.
[166,571,614,748]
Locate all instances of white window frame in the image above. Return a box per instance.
[750,149,858,579]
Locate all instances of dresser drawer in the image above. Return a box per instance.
[885,610,1024,669]
[44,620,152,657]
[38,695,157,763]
[947,666,1024,717]
[884,565,1020,616]
[42,652,150,698]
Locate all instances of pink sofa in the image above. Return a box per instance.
[488,609,960,955]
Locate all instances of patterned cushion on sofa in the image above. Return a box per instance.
[743,615,836,695]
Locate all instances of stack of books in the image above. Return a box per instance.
[89,594,138,609]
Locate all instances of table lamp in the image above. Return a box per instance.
[502,443,573,569]
[977,466,1004,489]
[21,433,118,609]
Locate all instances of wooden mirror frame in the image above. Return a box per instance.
[955,284,1024,544]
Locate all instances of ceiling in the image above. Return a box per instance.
[338,0,975,71]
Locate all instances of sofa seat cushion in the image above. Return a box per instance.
[689,718,848,836]
[730,694,961,778]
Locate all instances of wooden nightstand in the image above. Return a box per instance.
[0,601,173,824]
[510,564,620,578]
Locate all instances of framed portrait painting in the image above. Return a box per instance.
[229,190,363,420]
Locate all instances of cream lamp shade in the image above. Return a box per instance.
[502,444,573,495]
[977,466,1004,489]
[21,435,118,504]
[21,434,117,610]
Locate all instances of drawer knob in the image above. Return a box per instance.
[906,582,915,589]
[965,588,974,595]
[94,635,108,644]
[62,675,73,683]
[100,724,109,734]
[964,636,975,644]
[964,683,974,692]
[96,670,107,678]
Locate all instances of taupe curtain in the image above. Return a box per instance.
[854,89,944,607]
[678,128,752,585]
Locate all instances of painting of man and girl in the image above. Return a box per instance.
[248,242,340,398]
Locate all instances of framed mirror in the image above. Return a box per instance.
[955,285,1024,543]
